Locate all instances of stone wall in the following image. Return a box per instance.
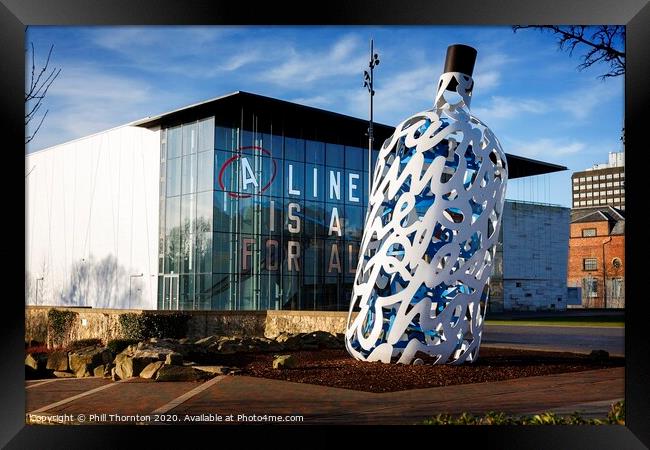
[25,306,355,346]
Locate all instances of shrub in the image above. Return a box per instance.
[47,309,78,347]
[118,312,190,340]
[106,338,140,355]
[422,401,625,425]
[68,338,103,351]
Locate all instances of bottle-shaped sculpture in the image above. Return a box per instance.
[345,44,508,365]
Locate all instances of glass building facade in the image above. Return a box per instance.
[157,101,377,311]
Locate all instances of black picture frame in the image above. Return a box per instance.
[2,0,648,447]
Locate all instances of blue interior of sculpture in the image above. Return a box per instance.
[349,114,488,361]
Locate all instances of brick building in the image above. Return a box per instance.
[567,206,625,308]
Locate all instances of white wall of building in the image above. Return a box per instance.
[25,125,160,309]
[501,201,570,311]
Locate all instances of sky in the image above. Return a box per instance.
[25,26,625,208]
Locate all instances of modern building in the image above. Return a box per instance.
[567,206,625,308]
[25,91,568,311]
[571,151,625,210]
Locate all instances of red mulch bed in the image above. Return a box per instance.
[239,348,624,393]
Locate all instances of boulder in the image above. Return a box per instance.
[53,371,75,378]
[155,365,208,382]
[165,352,183,366]
[46,351,69,372]
[193,365,231,375]
[114,343,181,379]
[275,333,301,351]
[111,366,120,382]
[194,335,221,346]
[140,361,165,379]
[589,349,609,362]
[273,354,297,369]
[25,353,47,371]
[69,346,112,378]
[93,365,106,377]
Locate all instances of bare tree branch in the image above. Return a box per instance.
[512,25,625,80]
[25,40,61,145]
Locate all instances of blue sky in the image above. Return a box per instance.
[25,26,624,208]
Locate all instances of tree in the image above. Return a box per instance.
[512,26,625,80]
[25,38,61,145]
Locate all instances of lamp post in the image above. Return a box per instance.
[129,273,143,309]
[364,39,380,196]
[602,237,612,308]
[35,277,44,306]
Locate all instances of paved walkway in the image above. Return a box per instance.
[25,367,624,425]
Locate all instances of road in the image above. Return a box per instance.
[483,324,624,356]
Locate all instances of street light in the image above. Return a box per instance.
[35,277,44,306]
[364,38,380,196]
[129,273,144,309]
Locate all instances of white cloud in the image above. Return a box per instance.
[506,137,586,159]
[262,34,366,86]
[473,96,549,120]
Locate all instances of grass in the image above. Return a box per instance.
[422,400,625,425]
[486,316,624,328]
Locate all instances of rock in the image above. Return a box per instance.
[114,343,185,378]
[155,365,207,382]
[193,365,230,375]
[93,365,105,377]
[194,335,221,346]
[25,353,47,371]
[69,346,112,378]
[140,361,165,379]
[273,354,297,369]
[46,351,70,371]
[53,371,75,378]
[275,333,301,351]
[165,352,183,366]
[111,366,120,381]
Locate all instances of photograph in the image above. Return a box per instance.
[3,1,648,447]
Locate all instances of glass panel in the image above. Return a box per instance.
[303,238,324,278]
[196,150,214,192]
[215,126,238,152]
[345,241,360,281]
[196,191,212,233]
[181,154,197,195]
[196,232,213,273]
[345,145,364,171]
[166,156,182,197]
[305,165,325,202]
[284,137,305,162]
[325,167,345,204]
[167,126,182,159]
[345,205,364,240]
[324,205,344,238]
[196,273,213,298]
[211,273,232,310]
[182,122,197,156]
[326,143,345,168]
[306,140,325,165]
[284,197,304,237]
[346,170,363,204]
[198,117,215,152]
[284,161,304,200]
[213,191,239,233]
[165,197,181,273]
[281,274,300,309]
[302,276,321,311]
[304,201,325,238]
[215,149,240,193]
[213,232,236,274]
[180,274,195,309]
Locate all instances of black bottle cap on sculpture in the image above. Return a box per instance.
[443,44,477,76]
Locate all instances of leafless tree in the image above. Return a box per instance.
[512,25,625,80]
[25,38,61,144]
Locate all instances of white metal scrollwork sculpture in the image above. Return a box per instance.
[345,45,508,365]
